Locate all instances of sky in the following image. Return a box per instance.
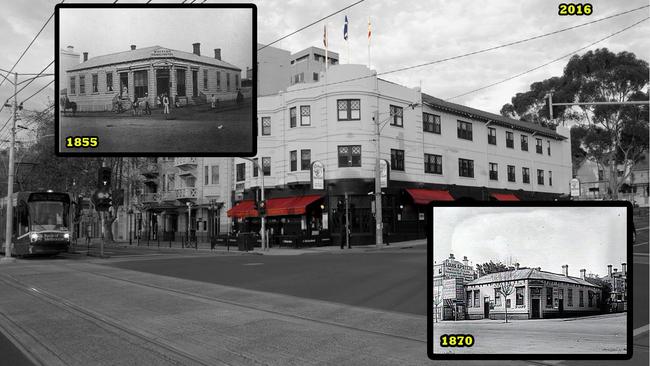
[0,0,648,126]
[432,206,628,278]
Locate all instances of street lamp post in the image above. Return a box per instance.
[242,157,266,251]
[2,72,18,262]
[186,201,192,246]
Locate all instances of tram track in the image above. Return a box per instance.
[0,273,233,366]
[72,265,428,345]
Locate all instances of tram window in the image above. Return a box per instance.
[17,203,29,235]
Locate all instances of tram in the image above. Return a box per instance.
[0,191,74,256]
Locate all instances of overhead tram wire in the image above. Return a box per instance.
[270,4,650,96]
[258,0,365,51]
[446,16,650,101]
[0,0,64,90]
[0,60,54,116]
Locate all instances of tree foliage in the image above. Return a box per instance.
[475,260,518,277]
[501,48,649,198]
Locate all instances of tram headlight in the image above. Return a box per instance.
[63,233,70,240]
[30,233,40,242]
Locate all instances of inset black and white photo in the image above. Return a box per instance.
[429,203,631,359]
[55,4,256,156]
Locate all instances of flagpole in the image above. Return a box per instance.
[324,24,328,71]
[367,17,371,69]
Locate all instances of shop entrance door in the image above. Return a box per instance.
[156,69,170,100]
[483,297,490,319]
[531,299,540,319]
[120,73,128,97]
[192,70,198,97]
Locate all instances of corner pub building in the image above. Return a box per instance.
[65,43,242,112]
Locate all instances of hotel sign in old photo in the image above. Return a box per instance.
[55,3,256,156]
[428,202,632,360]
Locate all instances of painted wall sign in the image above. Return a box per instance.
[151,48,173,57]
[380,159,389,188]
[311,161,325,190]
[570,178,580,197]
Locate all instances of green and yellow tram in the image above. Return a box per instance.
[0,191,74,256]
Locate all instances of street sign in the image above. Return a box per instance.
[379,159,389,188]
[570,178,580,197]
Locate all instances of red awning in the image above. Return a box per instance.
[266,194,323,217]
[227,195,324,218]
[227,200,258,218]
[491,193,520,201]
[406,188,454,205]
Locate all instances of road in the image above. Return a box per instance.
[58,101,253,154]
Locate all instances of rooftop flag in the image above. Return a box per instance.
[344,15,349,40]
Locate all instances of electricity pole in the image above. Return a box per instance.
[2,72,18,262]
[373,111,383,247]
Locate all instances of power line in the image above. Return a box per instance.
[0,1,64,90]
[22,80,55,105]
[0,60,54,116]
[377,4,650,77]
[446,16,650,101]
[258,0,365,51]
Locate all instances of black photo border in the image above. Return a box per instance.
[426,200,633,360]
[54,3,258,157]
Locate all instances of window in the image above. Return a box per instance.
[91,74,98,93]
[424,154,442,174]
[598,169,604,181]
[390,105,403,127]
[549,171,552,186]
[495,288,501,306]
[458,158,474,178]
[235,74,239,89]
[522,167,530,184]
[106,72,113,92]
[536,138,543,154]
[473,290,480,307]
[547,140,551,155]
[203,69,208,90]
[457,121,473,140]
[134,70,148,98]
[579,290,584,307]
[301,149,311,170]
[289,107,297,128]
[79,75,85,94]
[338,145,362,167]
[588,291,593,307]
[337,99,361,121]
[521,135,528,151]
[300,106,311,126]
[423,113,441,134]
[506,131,514,148]
[167,174,175,191]
[216,71,221,90]
[204,166,209,185]
[516,287,524,306]
[293,73,304,84]
[236,163,245,182]
[546,287,553,308]
[262,157,271,176]
[261,117,271,136]
[466,291,472,308]
[568,289,573,307]
[252,158,258,177]
[70,76,76,94]
[506,299,511,308]
[290,150,297,171]
[507,165,516,182]
[313,72,319,81]
[227,73,231,91]
[537,169,545,185]
[211,165,219,185]
[489,162,498,180]
[391,149,404,171]
[176,69,186,96]
[488,127,496,145]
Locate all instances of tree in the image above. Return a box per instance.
[475,260,517,277]
[501,49,649,198]
[495,270,517,323]
[433,289,443,323]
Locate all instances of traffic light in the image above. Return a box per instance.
[258,200,266,217]
[98,167,112,189]
[92,188,112,211]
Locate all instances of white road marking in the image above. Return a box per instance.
[634,324,649,337]
[633,242,648,247]
[636,227,649,231]
[243,263,263,266]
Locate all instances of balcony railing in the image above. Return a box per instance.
[176,187,198,200]
[174,157,198,168]
[141,163,159,177]
[140,193,161,203]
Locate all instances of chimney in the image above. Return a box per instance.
[449,253,455,260]
[83,52,88,62]
[562,264,568,277]
[192,43,201,56]
[214,48,221,60]
[614,268,618,273]
[621,263,627,275]
[462,256,468,266]
[515,263,520,270]
[535,267,541,271]
[607,264,612,277]
[580,269,586,280]
[130,45,136,50]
